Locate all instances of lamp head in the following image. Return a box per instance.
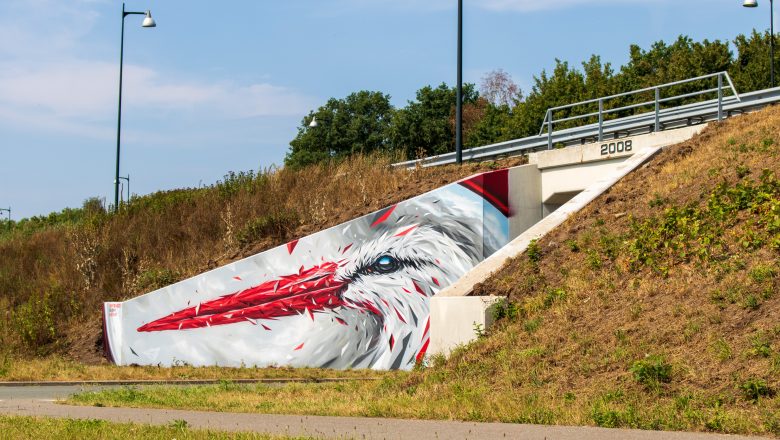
[142,10,156,27]
[743,0,759,7]
[308,116,318,128]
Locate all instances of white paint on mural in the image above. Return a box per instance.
[104,170,512,370]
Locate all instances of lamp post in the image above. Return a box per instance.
[0,207,10,231]
[455,0,463,165]
[115,3,156,212]
[744,0,776,88]
[118,175,130,204]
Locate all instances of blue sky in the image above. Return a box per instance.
[0,0,775,219]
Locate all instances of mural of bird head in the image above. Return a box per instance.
[118,170,509,370]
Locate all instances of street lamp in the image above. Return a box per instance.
[455,0,463,165]
[743,0,776,88]
[309,116,319,128]
[118,175,130,204]
[115,4,156,212]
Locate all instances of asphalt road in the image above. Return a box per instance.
[0,384,766,440]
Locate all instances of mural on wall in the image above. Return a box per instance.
[104,169,512,370]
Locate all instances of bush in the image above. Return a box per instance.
[236,210,300,245]
[629,355,672,388]
[740,378,773,402]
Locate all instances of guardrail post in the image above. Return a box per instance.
[654,88,660,132]
[598,99,604,142]
[547,109,553,150]
[717,74,723,122]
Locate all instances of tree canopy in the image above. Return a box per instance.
[284,32,779,167]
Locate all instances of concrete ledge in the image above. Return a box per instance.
[529,125,705,170]
[437,145,664,298]
[428,296,503,356]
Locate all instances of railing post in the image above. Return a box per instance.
[654,88,660,132]
[717,74,723,122]
[598,99,604,142]
[547,109,553,150]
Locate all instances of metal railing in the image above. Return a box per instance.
[539,72,740,149]
[393,87,780,168]
[392,85,780,169]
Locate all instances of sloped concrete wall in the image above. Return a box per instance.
[104,169,516,370]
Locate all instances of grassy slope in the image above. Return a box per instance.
[0,154,522,366]
[70,106,780,436]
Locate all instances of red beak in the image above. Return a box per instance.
[137,262,347,332]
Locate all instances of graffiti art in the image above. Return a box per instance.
[104,169,512,370]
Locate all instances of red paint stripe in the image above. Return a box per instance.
[394,225,418,237]
[294,343,304,351]
[459,179,510,216]
[416,338,430,364]
[286,240,299,254]
[370,205,397,228]
[342,243,353,254]
[412,281,426,296]
[394,307,407,324]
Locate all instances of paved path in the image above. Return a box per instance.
[0,386,765,440]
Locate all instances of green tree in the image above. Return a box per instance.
[284,91,394,169]
[390,83,479,158]
[730,30,779,92]
[507,60,588,139]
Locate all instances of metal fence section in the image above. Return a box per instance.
[539,72,739,150]
[394,80,780,169]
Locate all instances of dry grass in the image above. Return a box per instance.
[69,106,780,436]
[0,415,308,439]
[0,153,523,365]
[0,357,383,382]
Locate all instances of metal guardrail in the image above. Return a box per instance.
[539,72,739,150]
[394,82,780,169]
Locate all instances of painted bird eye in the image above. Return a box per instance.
[370,255,399,274]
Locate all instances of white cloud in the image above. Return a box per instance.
[0,59,316,139]
[0,0,317,139]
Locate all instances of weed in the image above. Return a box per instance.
[527,239,542,264]
[629,355,672,389]
[749,264,776,283]
[472,323,486,339]
[543,288,567,308]
[585,249,602,270]
[492,299,521,322]
[740,378,773,402]
[648,193,669,208]
[134,268,180,292]
[629,304,643,320]
[237,209,299,244]
[169,419,189,430]
[565,239,580,252]
[742,295,760,310]
[749,333,772,358]
[711,338,732,362]
[523,318,542,334]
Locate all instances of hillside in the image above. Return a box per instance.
[70,106,780,437]
[0,155,523,362]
